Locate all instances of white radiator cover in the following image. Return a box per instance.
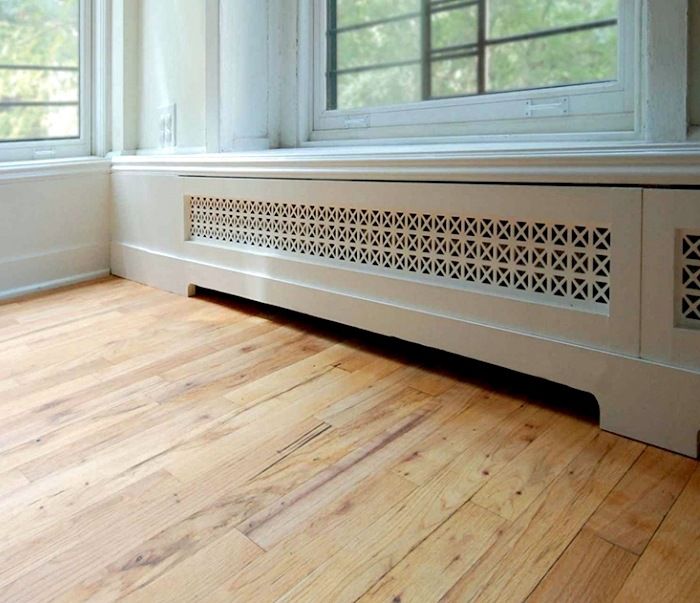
[111,173,700,457]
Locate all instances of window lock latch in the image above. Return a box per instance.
[525,97,569,118]
[343,115,370,129]
[33,149,56,159]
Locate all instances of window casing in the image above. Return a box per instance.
[311,0,640,142]
[0,0,92,162]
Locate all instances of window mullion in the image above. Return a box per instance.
[326,0,338,110]
[421,0,431,100]
[477,0,486,94]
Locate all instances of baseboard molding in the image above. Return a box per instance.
[112,241,700,457]
[0,244,110,302]
[0,269,111,302]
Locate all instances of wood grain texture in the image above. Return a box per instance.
[527,528,638,603]
[586,446,696,554]
[613,466,700,603]
[471,413,597,520]
[441,433,644,603]
[0,277,697,603]
[357,502,505,603]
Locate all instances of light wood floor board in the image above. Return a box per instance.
[586,446,696,554]
[527,528,638,603]
[0,277,697,603]
[613,466,700,603]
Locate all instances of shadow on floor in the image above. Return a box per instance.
[195,286,600,426]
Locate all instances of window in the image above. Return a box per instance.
[0,0,91,161]
[312,0,638,141]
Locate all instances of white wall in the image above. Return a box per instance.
[112,0,141,153]
[220,0,270,150]
[690,0,700,127]
[0,169,110,299]
[136,0,207,152]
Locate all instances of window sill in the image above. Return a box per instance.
[0,157,111,183]
[110,141,700,186]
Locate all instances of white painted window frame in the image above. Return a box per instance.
[301,0,652,144]
[92,0,112,157]
[0,0,97,162]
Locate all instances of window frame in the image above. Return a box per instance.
[0,0,93,162]
[309,0,641,143]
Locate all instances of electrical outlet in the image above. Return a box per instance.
[159,103,176,148]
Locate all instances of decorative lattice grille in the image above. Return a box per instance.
[187,196,612,310]
[678,231,700,327]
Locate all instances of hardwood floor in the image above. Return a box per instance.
[0,277,697,603]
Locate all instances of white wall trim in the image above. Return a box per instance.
[0,158,110,183]
[92,0,112,157]
[110,143,700,185]
[642,0,689,141]
[0,243,110,301]
[129,146,209,157]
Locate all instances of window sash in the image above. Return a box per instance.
[0,0,92,161]
[312,0,638,141]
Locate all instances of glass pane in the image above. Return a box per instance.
[488,0,618,39]
[328,1,621,111]
[431,6,478,49]
[337,18,420,70]
[0,0,79,66]
[0,104,79,142]
[432,56,477,98]
[337,64,421,110]
[2,68,78,102]
[487,26,618,92]
[336,0,419,28]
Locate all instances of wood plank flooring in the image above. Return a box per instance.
[0,277,697,603]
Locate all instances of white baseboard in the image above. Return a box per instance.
[112,241,700,457]
[0,269,111,302]
[0,244,110,302]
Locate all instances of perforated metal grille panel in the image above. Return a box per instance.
[187,196,612,311]
[678,231,700,327]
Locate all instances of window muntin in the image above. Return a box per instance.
[0,0,89,159]
[327,0,619,111]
